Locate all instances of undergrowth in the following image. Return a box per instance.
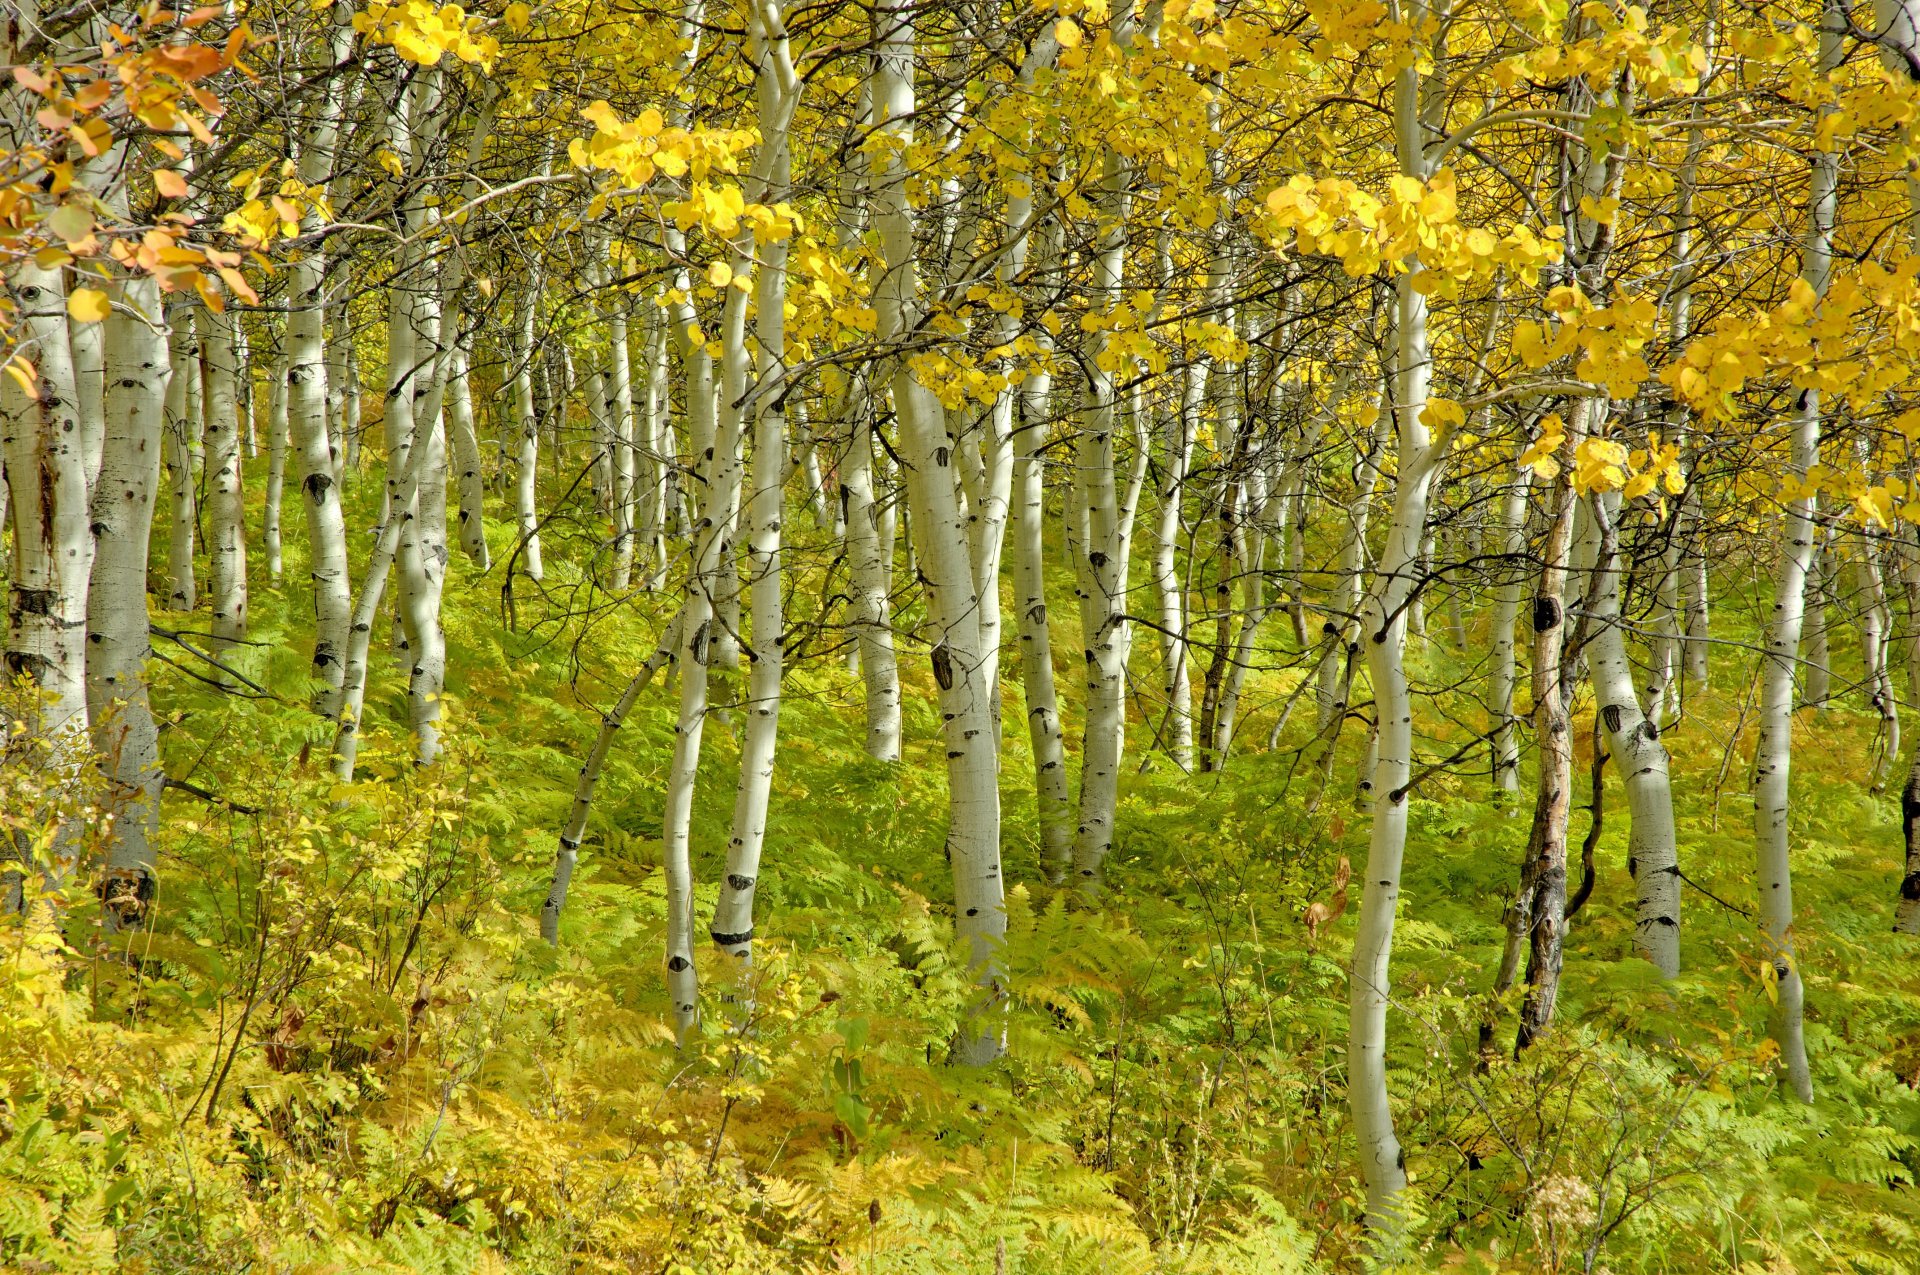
[3,478,1919,1274]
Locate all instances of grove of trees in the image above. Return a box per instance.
[5,0,1920,1269]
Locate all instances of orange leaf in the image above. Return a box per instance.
[154,168,189,199]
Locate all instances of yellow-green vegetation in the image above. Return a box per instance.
[4,474,1917,1275]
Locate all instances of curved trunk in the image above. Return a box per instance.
[542,613,684,943]
[1583,493,1682,977]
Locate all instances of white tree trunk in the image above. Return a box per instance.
[263,336,289,581]
[713,2,799,977]
[1751,0,1842,1103]
[163,310,199,612]
[1487,464,1532,798]
[1013,355,1075,879]
[287,7,357,716]
[511,294,545,582]
[874,0,1005,1061]
[199,307,248,650]
[89,275,170,926]
[1349,52,1446,1232]
[542,612,684,943]
[1,262,97,900]
[1583,493,1682,977]
[447,343,489,568]
[1073,137,1138,894]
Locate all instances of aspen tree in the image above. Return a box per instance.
[287,5,359,717]
[199,307,248,650]
[542,613,684,943]
[1,262,96,898]
[712,0,801,975]
[162,310,199,612]
[89,272,170,926]
[1749,0,1844,1104]
[872,0,1006,1059]
[1583,489,1682,977]
[263,337,289,580]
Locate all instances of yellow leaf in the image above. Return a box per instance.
[1578,195,1620,225]
[67,287,111,323]
[707,261,732,288]
[3,357,40,400]
[1055,18,1083,48]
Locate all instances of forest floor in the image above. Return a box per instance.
[6,477,1920,1274]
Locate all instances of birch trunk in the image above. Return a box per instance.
[1073,132,1137,894]
[199,307,247,650]
[89,276,170,925]
[447,343,489,568]
[542,613,684,943]
[1487,464,1532,799]
[1348,41,1450,1232]
[287,7,357,716]
[712,1,799,975]
[1858,538,1899,786]
[163,310,199,612]
[1583,492,1682,977]
[1748,2,1842,1104]
[263,337,289,580]
[874,0,1005,1061]
[1,262,97,900]
[511,291,545,582]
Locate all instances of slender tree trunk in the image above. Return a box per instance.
[713,8,799,977]
[163,309,200,612]
[542,613,684,943]
[288,7,357,717]
[199,307,248,651]
[511,292,545,583]
[448,343,490,568]
[874,0,1005,1061]
[1073,133,1139,894]
[263,336,289,581]
[1583,493,1682,977]
[1748,1,1842,1105]
[1487,464,1532,799]
[1858,537,1899,786]
[89,275,170,926]
[1013,358,1075,879]
[1801,536,1830,708]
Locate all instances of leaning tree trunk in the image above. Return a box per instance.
[542,613,684,942]
[1583,492,1683,977]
